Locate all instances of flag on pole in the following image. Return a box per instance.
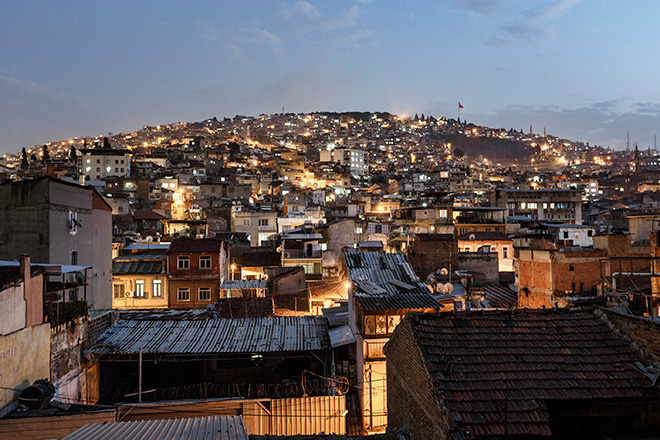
[458,102,464,109]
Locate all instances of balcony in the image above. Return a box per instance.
[282,249,322,259]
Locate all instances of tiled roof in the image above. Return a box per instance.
[87,316,329,356]
[483,283,517,308]
[168,238,224,253]
[398,308,660,439]
[355,293,442,311]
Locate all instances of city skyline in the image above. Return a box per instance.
[2,0,660,154]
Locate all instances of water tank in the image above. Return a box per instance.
[19,379,56,409]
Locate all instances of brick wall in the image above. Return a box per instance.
[384,318,451,440]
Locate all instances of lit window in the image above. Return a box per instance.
[153,280,162,297]
[135,280,145,298]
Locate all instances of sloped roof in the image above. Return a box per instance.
[168,238,224,253]
[112,254,166,275]
[215,297,274,319]
[344,250,442,311]
[62,416,248,440]
[393,308,660,439]
[87,316,329,356]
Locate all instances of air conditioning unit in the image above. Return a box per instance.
[283,252,291,258]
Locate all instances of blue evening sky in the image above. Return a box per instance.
[1,0,659,153]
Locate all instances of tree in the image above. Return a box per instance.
[103,137,110,148]
[21,147,28,170]
[69,145,77,161]
[42,145,50,161]
[453,147,465,158]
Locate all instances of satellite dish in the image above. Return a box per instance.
[262,274,269,281]
[468,233,476,241]
[440,268,449,276]
[444,283,454,293]
[145,236,153,243]
[276,246,282,253]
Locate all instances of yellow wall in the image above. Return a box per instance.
[0,323,51,410]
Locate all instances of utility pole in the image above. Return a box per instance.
[138,348,143,403]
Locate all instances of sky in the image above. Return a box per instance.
[2,0,660,154]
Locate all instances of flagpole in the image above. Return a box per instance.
[458,102,461,122]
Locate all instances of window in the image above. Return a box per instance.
[199,255,211,269]
[242,219,251,226]
[356,227,363,234]
[70,250,78,265]
[96,167,100,172]
[177,256,190,269]
[115,168,119,172]
[177,288,190,301]
[199,288,211,301]
[121,159,124,164]
[115,159,119,164]
[563,231,569,239]
[258,218,269,226]
[376,315,387,335]
[364,315,375,335]
[135,280,145,298]
[96,159,100,164]
[113,284,125,298]
[438,209,448,218]
[374,224,383,233]
[588,230,593,237]
[291,205,299,212]
[153,280,162,297]
[503,247,508,259]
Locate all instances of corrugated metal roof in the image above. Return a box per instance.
[221,279,267,290]
[328,324,356,347]
[355,293,442,311]
[87,316,329,356]
[62,415,249,440]
[343,251,428,296]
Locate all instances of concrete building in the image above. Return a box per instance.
[78,148,130,183]
[0,178,113,309]
[320,147,368,177]
[491,188,583,224]
[231,209,278,247]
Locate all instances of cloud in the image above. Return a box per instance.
[0,77,101,152]
[465,100,660,149]
[197,20,283,64]
[451,0,512,14]
[279,2,362,33]
[483,0,581,46]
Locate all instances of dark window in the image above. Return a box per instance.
[70,250,78,265]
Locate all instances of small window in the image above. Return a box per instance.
[70,250,78,266]
[503,247,508,259]
[153,280,162,297]
[356,227,363,234]
[388,315,401,333]
[588,230,593,237]
[376,315,387,335]
[177,288,190,301]
[563,231,569,239]
[135,280,145,298]
[115,159,119,164]
[96,167,100,172]
[177,256,190,269]
[199,288,211,301]
[259,218,269,226]
[199,255,211,269]
[113,284,125,298]
[243,219,251,226]
[365,315,375,335]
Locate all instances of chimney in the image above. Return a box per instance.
[20,254,30,281]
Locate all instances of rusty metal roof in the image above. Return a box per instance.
[62,415,248,440]
[87,316,329,356]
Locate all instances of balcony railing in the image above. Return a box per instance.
[282,250,322,259]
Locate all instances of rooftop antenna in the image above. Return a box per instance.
[627,131,630,151]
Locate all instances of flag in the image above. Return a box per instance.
[458,102,464,109]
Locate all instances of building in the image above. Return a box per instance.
[0,255,50,416]
[385,308,660,440]
[320,147,368,177]
[340,249,447,433]
[78,148,130,183]
[231,209,278,247]
[167,238,228,308]
[112,253,168,309]
[453,206,507,235]
[457,231,514,273]
[0,178,113,309]
[491,188,583,224]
